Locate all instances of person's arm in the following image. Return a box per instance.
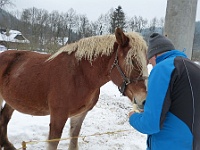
[129,61,174,134]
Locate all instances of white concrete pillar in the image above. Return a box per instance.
[164,0,198,59]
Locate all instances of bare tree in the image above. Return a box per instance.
[77,14,91,38]
[149,17,158,33]
[64,8,78,43]
[128,16,147,33]
[91,9,114,35]
[0,0,14,9]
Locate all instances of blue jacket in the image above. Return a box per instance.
[129,50,200,150]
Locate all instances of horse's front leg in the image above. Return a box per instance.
[0,103,16,150]
[47,110,68,150]
[68,111,88,150]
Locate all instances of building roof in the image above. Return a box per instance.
[0,29,30,43]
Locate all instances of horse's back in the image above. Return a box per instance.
[0,50,49,76]
[0,50,22,77]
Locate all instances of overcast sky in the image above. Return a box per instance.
[10,0,200,21]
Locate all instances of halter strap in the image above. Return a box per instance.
[110,48,148,95]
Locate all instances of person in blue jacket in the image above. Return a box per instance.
[129,33,200,150]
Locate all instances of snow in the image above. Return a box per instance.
[0,45,7,51]
[7,80,151,150]
[0,30,30,43]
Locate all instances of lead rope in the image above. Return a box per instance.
[182,58,195,134]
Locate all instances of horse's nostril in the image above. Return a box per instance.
[142,100,146,106]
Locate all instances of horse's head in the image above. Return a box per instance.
[110,28,148,110]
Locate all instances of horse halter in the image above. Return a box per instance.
[110,47,148,96]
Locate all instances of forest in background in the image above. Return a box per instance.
[0,1,200,60]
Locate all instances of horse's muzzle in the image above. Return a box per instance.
[134,98,146,111]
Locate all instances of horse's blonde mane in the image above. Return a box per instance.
[124,32,148,76]
[48,32,147,76]
[49,35,116,61]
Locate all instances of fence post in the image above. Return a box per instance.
[22,141,26,150]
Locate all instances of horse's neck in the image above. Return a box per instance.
[79,55,113,88]
[55,52,114,88]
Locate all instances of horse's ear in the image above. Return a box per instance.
[115,28,128,46]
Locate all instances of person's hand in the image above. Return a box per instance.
[129,104,143,117]
[129,110,136,117]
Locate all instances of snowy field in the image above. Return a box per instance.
[7,81,147,150]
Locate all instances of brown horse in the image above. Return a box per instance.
[0,28,148,150]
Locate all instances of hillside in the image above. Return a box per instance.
[0,8,22,30]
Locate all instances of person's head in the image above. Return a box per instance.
[147,33,175,66]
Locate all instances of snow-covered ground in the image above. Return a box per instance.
[7,81,147,150]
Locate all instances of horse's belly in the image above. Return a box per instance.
[14,103,49,116]
[3,96,50,116]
